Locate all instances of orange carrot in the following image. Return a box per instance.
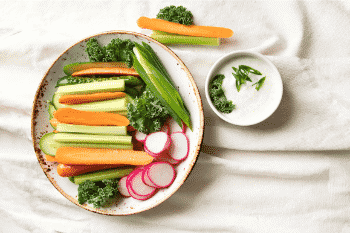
[137,16,233,38]
[50,118,59,128]
[56,163,126,177]
[45,154,57,162]
[55,147,154,166]
[54,108,129,126]
[72,67,139,77]
[58,92,126,105]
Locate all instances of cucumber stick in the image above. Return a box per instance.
[40,133,58,156]
[56,123,127,135]
[47,101,57,129]
[52,93,127,112]
[39,132,133,156]
[47,101,56,119]
[56,79,125,95]
[53,133,132,144]
[73,168,134,185]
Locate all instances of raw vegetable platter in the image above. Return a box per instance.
[31,31,204,215]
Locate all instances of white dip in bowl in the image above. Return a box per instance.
[205,51,283,126]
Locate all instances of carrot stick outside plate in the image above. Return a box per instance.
[137,16,233,38]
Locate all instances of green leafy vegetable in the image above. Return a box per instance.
[209,74,235,113]
[252,76,266,91]
[232,65,264,92]
[85,38,135,67]
[127,88,169,134]
[77,179,119,208]
[156,5,193,26]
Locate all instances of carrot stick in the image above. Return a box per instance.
[50,118,59,128]
[137,16,233,38]
[45,154,57,162]
[56,163,126,177]
[55,147,154,166]
[58,92,126,105]
[54,108,130,126]
[72,67,139,77]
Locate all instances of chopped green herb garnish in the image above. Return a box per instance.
[252,76,266,91]
[231,65,265,91]
[209,74,235,113]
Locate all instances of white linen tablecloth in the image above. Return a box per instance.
[1,0,350,232]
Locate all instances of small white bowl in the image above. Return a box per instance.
[205,51,283,126]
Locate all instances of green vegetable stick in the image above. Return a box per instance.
[53,133,132,144]
[73,168,133,185]
[132,53,183,128]
[133,45,192,130]
[151,33,220,46]
[136,49,192,130]
[56,123,127,135]
[141,42,191,117]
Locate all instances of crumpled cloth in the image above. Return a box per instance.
[1,0,350,232]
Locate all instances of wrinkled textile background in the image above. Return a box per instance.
[1,0,350,232]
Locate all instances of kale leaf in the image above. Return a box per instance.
[85,38,135,67]
[209,74,235,114]
[156,5,193,26]
[77,179,119,208]
[127,88,169,134]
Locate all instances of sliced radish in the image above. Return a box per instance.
[169,132,190,161]
[126,169,157,197]
[146,162,176,188]
[154,154,180,165]
[144,131,171,157]
[127,183,153,201]
[141,165,158,188]
[117,176,130,197]
[126,169,154,200]
[135,130,147,143]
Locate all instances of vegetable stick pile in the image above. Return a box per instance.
[40,34,193,207]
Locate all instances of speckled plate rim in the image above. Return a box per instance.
[31,30,204,215]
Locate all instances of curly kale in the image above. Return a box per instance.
[156,5,193,26]
[86,38,105,62]
[78,179,119,208]
[85,38,135,67]
[209,74,235,114]
[127,88,169,134]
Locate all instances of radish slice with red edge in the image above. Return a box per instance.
[135,130,147,143]
[126,169,154,200]
[169,131,190,161]
[126,169,157,197]
[144,131,171,157]
[154,154,180,165]
[141,165,158,188]
[117,176,130,197]
[146,162,176,188]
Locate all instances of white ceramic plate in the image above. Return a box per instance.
[31,31,204,215]
[205,50,283,126]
